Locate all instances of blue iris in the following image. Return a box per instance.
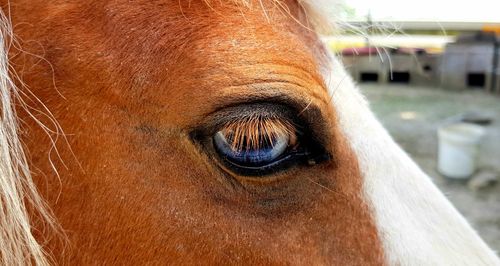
[213,131,289,166]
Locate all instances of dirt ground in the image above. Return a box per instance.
[361,83,500,252]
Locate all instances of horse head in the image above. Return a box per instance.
[0,0,498,264]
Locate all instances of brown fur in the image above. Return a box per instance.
[3,0,385,264]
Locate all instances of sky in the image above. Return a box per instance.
[345,0,500,22]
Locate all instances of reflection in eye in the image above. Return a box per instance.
[213,117,298,167]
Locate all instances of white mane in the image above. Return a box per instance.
[0,9,55,266]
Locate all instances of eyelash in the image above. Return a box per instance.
[218,116,297,152]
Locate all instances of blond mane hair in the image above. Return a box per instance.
[0,8,57,266]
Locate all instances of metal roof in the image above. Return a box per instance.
[343,21,500,31]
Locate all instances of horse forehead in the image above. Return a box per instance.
[18,0,319,67]
[40,0,319,69]
[76,1,327,110]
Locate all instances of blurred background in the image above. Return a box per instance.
[327,0,500,251]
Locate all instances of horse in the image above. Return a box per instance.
[0,0,498,265]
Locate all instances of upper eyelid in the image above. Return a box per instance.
[193,102,298,135]
[202,84,329,117]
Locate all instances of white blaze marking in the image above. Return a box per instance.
[324,54,500,265]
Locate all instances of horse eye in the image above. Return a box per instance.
[211,117,318,176]
[191,103,331,177]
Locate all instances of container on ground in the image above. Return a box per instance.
[438,123,485,179]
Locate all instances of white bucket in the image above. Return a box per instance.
[438,123,485,179]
